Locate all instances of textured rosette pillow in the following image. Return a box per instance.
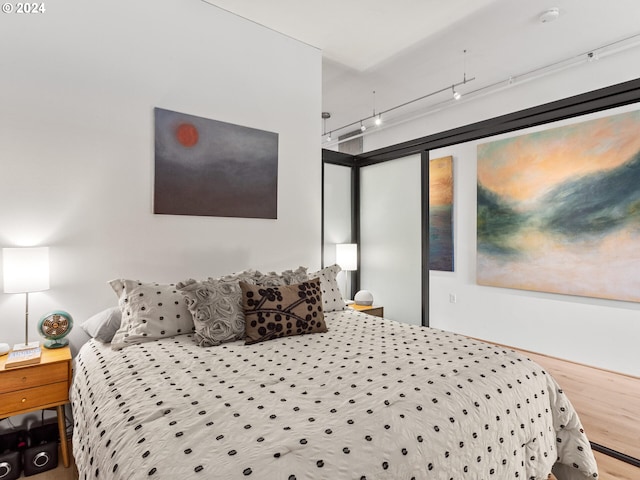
[178,267,309,347]
[178,270,257,347]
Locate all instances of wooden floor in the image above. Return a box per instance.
[30,349,640,480]
[505,345,640,480]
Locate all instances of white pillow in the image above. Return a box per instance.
[109,279,195,350]
[80,307,121,343]
[308,264,346,313]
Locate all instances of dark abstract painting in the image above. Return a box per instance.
[477,108,640,302]
[154,107,278,219]
[429,156,454,271]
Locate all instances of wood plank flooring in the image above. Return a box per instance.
[521,349,639,461]
[592,450,640,480]
[493,343,640,480]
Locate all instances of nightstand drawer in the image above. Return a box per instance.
[0,345,72,469]
[0,382,69,416]
[0,362,68,394]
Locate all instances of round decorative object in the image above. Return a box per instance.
[38,310,73,349]
[354,290,374,306]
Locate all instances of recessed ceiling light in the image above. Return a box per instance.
[539,7,560,23]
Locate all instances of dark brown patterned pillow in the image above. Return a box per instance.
[240,278,326,345]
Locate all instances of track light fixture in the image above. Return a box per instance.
[323,74,475,142]
[323,33,640,146]
[453,49,467,100]
[322,111,332,141]
[371,90,382,126]
[321,49,472,142]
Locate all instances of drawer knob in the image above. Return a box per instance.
[21,398,27,403]
[21,377,27,382]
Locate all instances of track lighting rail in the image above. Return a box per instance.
[323,77,475,137]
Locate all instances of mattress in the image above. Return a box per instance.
[71,309,598,479]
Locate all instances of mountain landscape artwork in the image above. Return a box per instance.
[477,108,640,302]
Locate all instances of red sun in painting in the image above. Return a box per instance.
[176,123,199,147]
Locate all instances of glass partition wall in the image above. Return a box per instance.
[359,154,423,325]
[322,161,357,300]
[322,150,428,326]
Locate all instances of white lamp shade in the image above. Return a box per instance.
[336,243,357,271]
[3,247,50,293]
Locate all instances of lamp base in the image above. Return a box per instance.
[12,341,40,351]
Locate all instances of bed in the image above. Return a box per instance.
[71,294,598,480]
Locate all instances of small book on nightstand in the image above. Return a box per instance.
[4,346,42,368]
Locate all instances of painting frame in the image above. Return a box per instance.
[153,107,279,219]
[476,107,640,302]
[429,155,454,272]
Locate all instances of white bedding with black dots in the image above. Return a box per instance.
[71,309,598,480]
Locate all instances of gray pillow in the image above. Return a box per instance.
[80,307,121,343]
[255,266,308,286]
[109,279,195,350]
[178,266,309,347]
[178,270,258,347]
[308,264,346,313]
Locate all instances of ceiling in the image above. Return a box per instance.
[203,0,499,71]
[204,0,640,137]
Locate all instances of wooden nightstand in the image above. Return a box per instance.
[349,304,384,317]
[0,345,72,468]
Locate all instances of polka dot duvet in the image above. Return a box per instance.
[71,309,598,479]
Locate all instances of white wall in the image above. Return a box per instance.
[0,0,321,347]
[359,49,640,376]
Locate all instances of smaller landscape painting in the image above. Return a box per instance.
[429,156,454,271]
[154,108,278,219]
[477,108,640,302]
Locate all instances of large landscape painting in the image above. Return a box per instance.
[477,108,640,302]
[154,108,278,219]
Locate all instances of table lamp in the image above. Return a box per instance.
[336,243,357,303]
[3,246,50,350]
